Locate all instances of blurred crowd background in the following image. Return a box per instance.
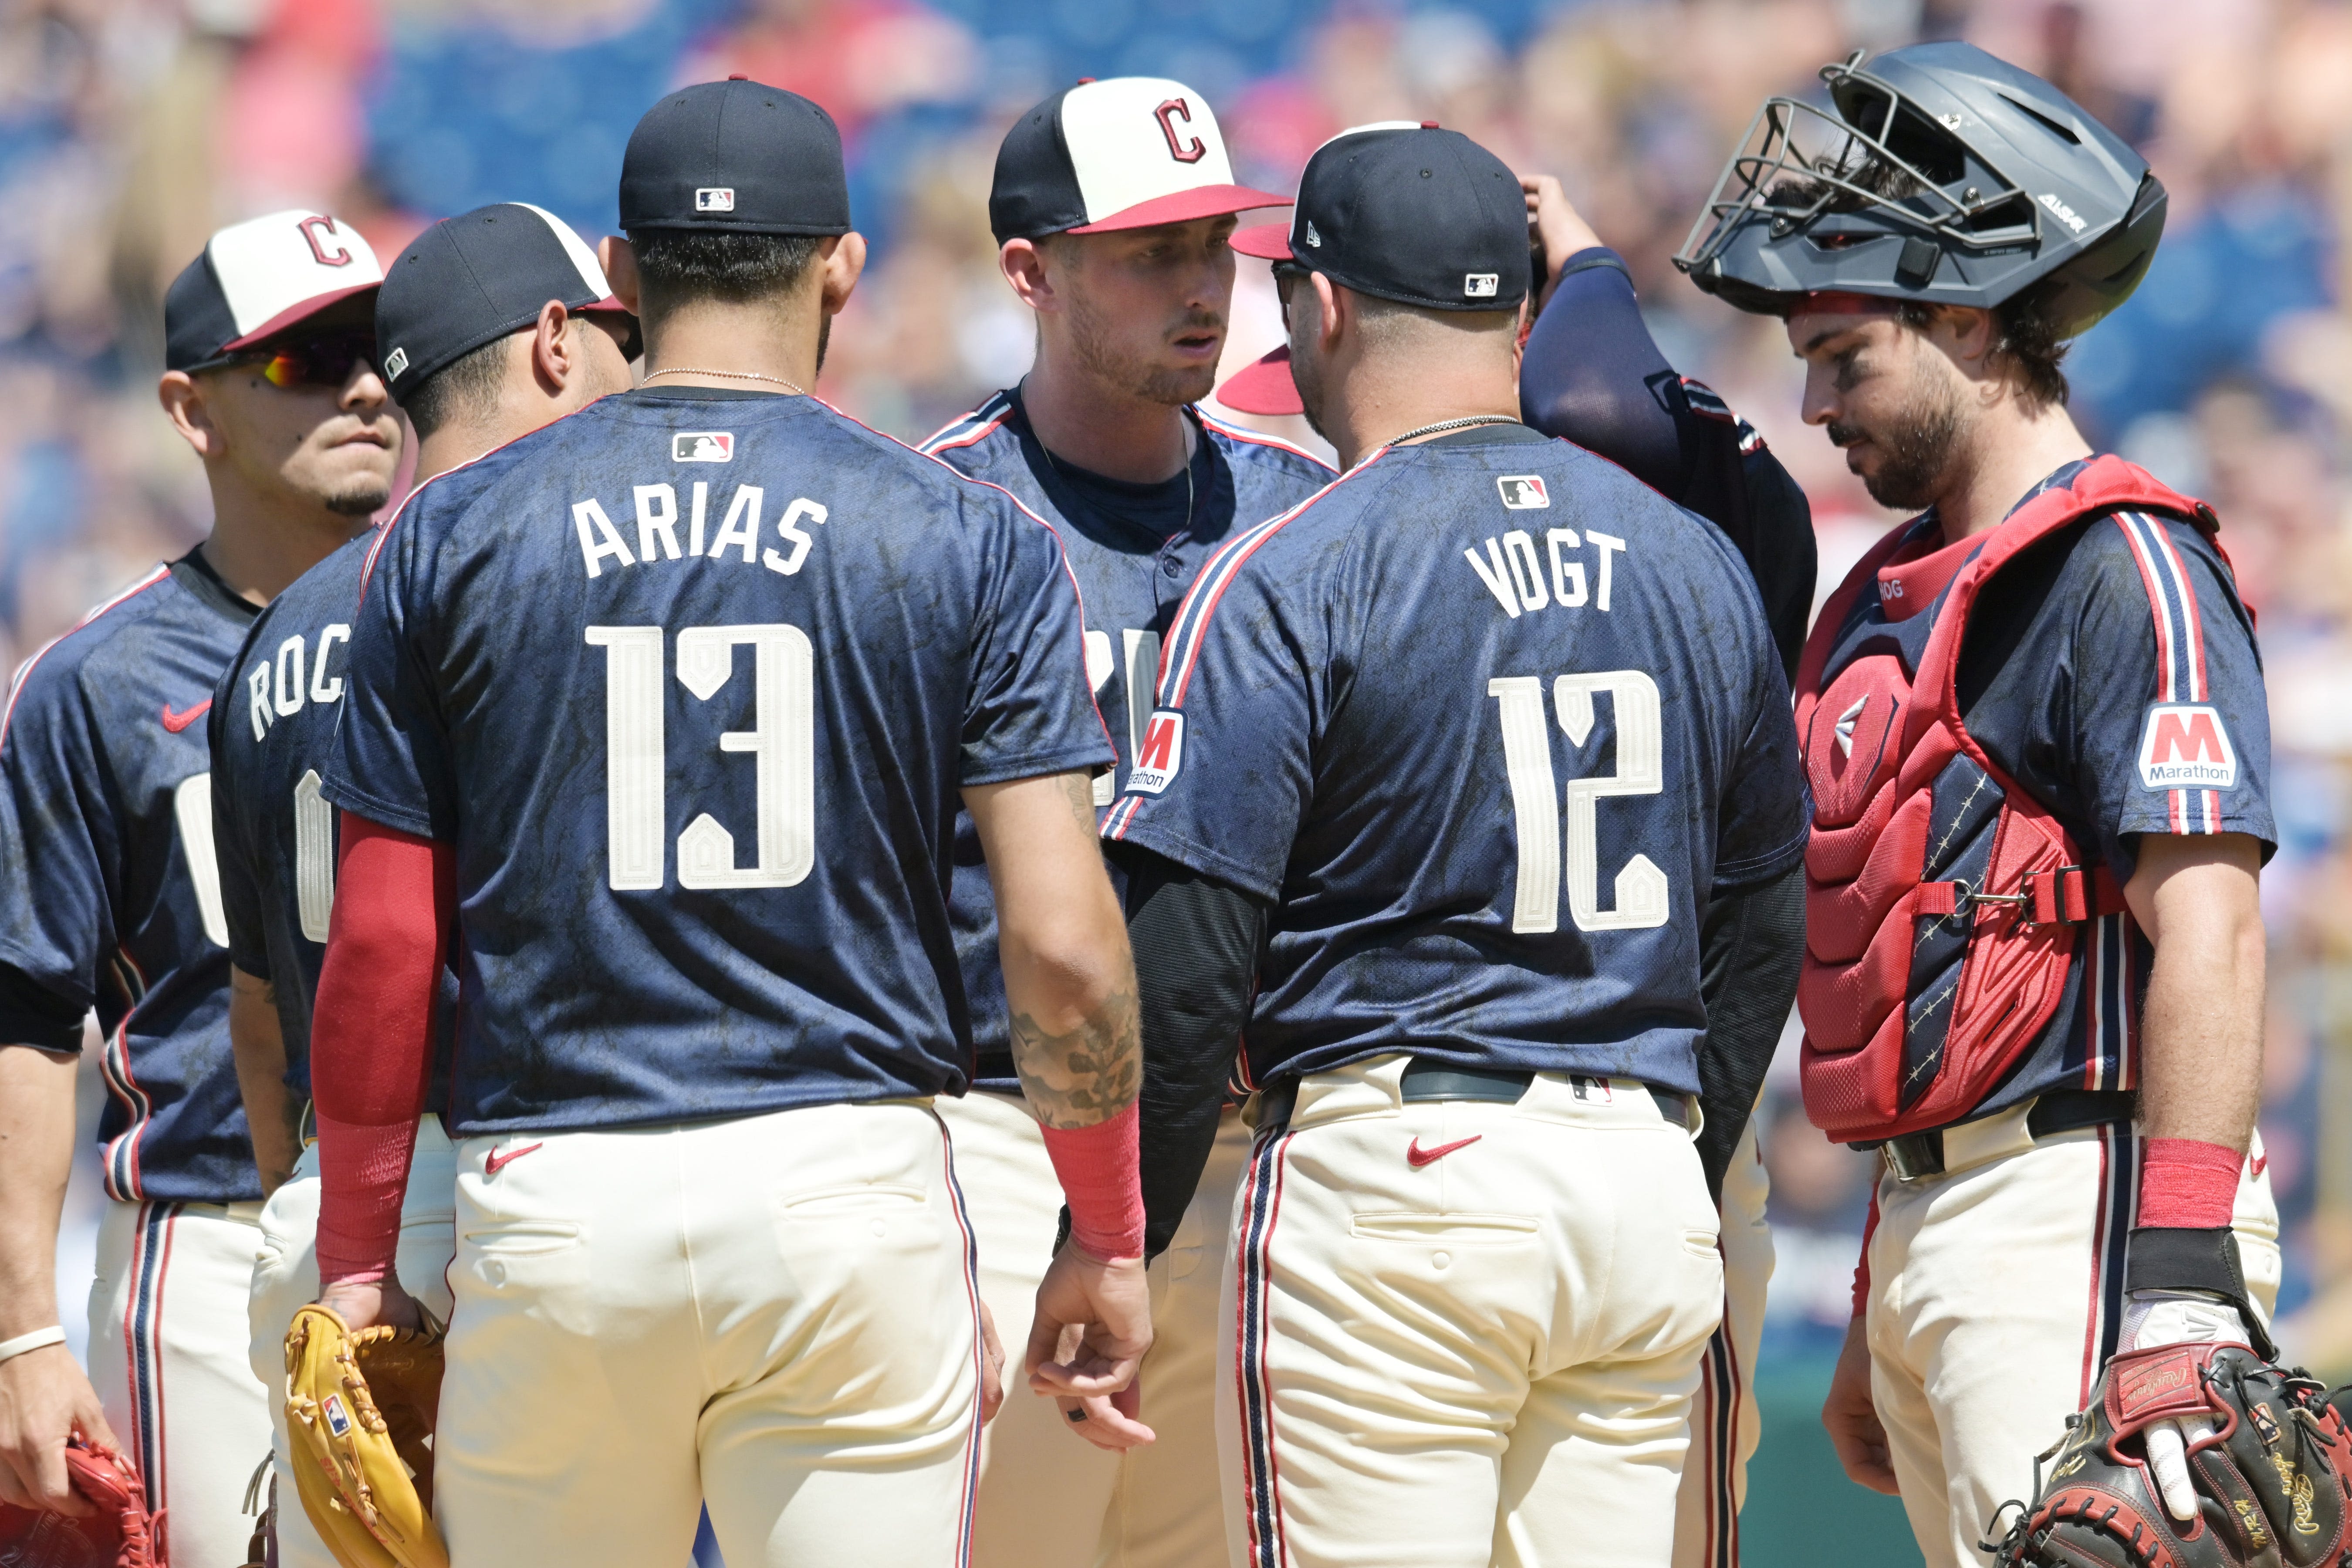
[7,0,2349,1554]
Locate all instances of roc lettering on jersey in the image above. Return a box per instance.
[2137,703,2236,790]
[246,624,350,740]
[573,484,826,580]
[1126,710,1184,794]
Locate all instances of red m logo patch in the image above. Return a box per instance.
[2137,703,2237,789]
[1127,710,1186,794]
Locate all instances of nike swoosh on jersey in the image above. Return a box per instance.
[159,700,212,733]
[1406,1135,1483,1168]
[484,1142,544,1175]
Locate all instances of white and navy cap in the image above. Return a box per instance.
[376,203,634,402]
[989,77,1288,244]
[165,210,385,371]
[1232,122,1530,312]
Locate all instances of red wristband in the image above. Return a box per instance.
[314,1112,420,1288]
[2139,1137,2244,1230]
[1038,1102,1145,1262]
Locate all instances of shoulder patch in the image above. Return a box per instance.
[1125,710,1185,794]
[2138,703,2237,790]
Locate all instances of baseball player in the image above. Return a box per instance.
[0,211,395,1564]
[916,75,1328,1568]
[216,202,635,1568]
[1676,42,2281,1568]
[304,80,1148,1568]
[1102,123,1810,1568]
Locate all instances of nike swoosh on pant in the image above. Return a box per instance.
[1406,1135,1482,1168]
[484,1142,544,1175]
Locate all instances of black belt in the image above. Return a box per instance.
[1875,1090,2136,1182]
[1257,1058,1686,1133]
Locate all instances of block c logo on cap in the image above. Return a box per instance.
[673,432,735,462]
[1156,98,1206,164]
[1465,273,1499,298]
[1126,710,1185,794]
[297,215,352,267]
[2138,703,2237,789]
[696,188,736,213]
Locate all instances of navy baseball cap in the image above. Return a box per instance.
[165,210,385,372]
[376,204,635,404]
[990,77,1287,244]
[620,78,851,236]
[1232,123,1530,313]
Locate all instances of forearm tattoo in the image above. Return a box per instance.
[1010,986,1142,1129]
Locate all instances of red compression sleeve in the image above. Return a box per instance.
[2139,1137,2244,1230]
[312,812,452,1289]
[1852,1187,1880,1320]
[1040,1102,1146,1262]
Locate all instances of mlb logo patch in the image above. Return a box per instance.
[1464,273,1499,298]
[1126,711,1185,794]
[1497,475,1548,509]
[382,346,409,381]
[2138,703,2237,789]
[323,1394,351,1438]
[695,188,736,213]
[673,433,734,463]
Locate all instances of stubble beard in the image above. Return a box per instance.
[1833,376,1967,512]
[1066,286,1220,408]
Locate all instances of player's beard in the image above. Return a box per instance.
[1289,328,1331,446]
[323,475,393,517]
[1831,375,1966,511]
[1066,286,1221,407]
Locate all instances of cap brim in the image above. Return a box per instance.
[1213,346,1303,417]
[1064,185,1292,235]
[1230,222,1295,262]
[219,282,382,352]
[578,295,643,360]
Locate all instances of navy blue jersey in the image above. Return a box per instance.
[921,392,1330,1086]
[0,555,261,1202]
[207,529,369,1093]
[325,388,1114,1136]
[1105,425,1808,1092]
[1819,463,2274,1118]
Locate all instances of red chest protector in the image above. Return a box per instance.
[1794,456,2223,1144]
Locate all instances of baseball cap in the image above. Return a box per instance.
[376,204,635,403]
[989,77,1288,243]
[620,77,850,236]
[1231,123,1530,313]
[164,210,384,372]
[1214,345,1305,417]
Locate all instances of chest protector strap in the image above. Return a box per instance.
[1792,456,2223,1144]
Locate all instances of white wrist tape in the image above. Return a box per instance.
[0,1325,66,1365]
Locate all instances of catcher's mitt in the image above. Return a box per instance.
[0,1441,164,1568]
[283,1303,448,1568]
[1990,1341,2352,1568]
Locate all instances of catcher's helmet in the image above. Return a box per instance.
[1674,42,2164,339]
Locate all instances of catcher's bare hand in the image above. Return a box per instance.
[977,1300,1007,1426]
[1026,1246,1154,1449]
[1824,1314,1899,1494]
[1519,173,1605,314]
[316,1274,425,1335]
[0,1342,116,1516]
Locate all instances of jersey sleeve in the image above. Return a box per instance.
[0,652,112,1045]
[959,495,1118,787]
[322,522,457,840]
[1102,525,1325,902]
[2072,514,2274,877]
[1712,650,1809,893]
[207,650,270,980]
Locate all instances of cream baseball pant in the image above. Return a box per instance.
[432,1099,981,1568]
[934,1088,1249,1568]
[248,1116,458,1568]
[1866,1111,2282,1568]
[90,1195,273,1568]
[1673,1115,1771,1568]
[1217,1056,1727,1568]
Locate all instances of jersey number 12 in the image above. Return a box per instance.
[1487,671,1668,933]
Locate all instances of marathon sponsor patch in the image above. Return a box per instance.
[1497,475,1548,510]
[672,432,734,463]
[1126,710,1185,794]
[2137,703,2237,789]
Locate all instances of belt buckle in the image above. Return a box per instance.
[1882,1131,1944,1183]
